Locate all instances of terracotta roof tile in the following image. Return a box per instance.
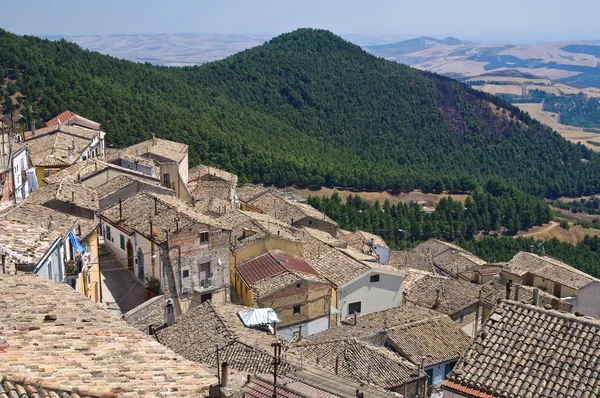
[446,300,600,397]
[45,110,76,127]
[0,274,215,397]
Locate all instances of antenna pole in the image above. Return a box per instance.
[271,342,281,397]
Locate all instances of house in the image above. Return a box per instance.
[98,190,231,313]
[389,249,436,274]
[187,165,239,215]
[0,132,34,208]
[500,251,600,318]
[155,301,295,375]
[442,300,600,397]
[105,150,159,178]
[402,270,486,325]
[313,247,405,325]
[22,123,104,186]
[0,204,98,298]
[45,110,106,156]
[481,282,573,320]
[291,338,427,396]
[299,303,471,390]
[0,273,215,397]
[412,238,487,279]
[233,251,332,340]
[241,190,338,237]
[122,136,190,200]
[345,230,391,264]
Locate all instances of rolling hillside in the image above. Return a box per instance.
[2,28,600,197]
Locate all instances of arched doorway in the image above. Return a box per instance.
[126,240,134,271]
[137,247,145,280]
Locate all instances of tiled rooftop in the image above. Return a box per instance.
[22,125,98,167]
[290,339,424,390]
[504,251,599,290]
[413,238,468,257]
[246,191,337,227]
[45,110,76,127]
[99,191,224,242]
[26,181,99,212]
[482,283,573,313]
[236,184,273,202]
[403,271,484,316]
[123,137,188,163]
[43,158,156,185]
[344,230,389,253]
[433,249,486,278]
[386,315,472,367]
[94,174,162,199]
[444,300,600,397]
[0,273,215,397]
[188,165,238,184]
[155,301,293,375]
[312,248,370,287]
[388,250,436,274]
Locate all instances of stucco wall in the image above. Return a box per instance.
[338,270,403,321]
[573,282,600,318]
[278,315,329,341]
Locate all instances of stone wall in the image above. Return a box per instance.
[124,294,166,333]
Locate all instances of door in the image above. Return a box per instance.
[126,240,134,271]
[137,248,145,279]
[199,262,211,287]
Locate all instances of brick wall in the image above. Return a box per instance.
[258,282,331,328]
[124,294,166,333]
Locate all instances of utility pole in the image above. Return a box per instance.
[271,342,282,398]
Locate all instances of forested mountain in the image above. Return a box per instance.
[2,28,600,197]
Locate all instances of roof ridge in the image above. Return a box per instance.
[388,314,447,331]
[501,299,600,328]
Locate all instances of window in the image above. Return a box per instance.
[120,235,125,250]
[296,283,301,289]
[201,293,211,303]
[370,274,380,283]
[444,361,457,378]
[182,268,190,279]
[199,231,209,244]
[106,226,111,241]
[348,301,361,315]
[293,304,301,315]
[162,173,170,187]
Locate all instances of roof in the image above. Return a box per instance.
[43,158,157,185]
[105,150,156,169]
[290,339,424,389]
[99,191,224,243]
[301,227,347,248]
[246,191,337,227]
[304,304,441,344]
[388,250,436,273]
[189,180,235,213]
[0,377,99,398]
[413,238,468,257]
[26,181,99,211]
[444,300,600,397]
[236,184,273,202]
[94,174,162,199]
[345,230,389,253]
[45,110,101,130]
[218,210,301,249]
[482,283,573,313]
[123,137,188,163]
[0,273,215,397]
[236,251,326,297]
[155,301,293,375]
[386,315,472,368]
[433,249,486,278]
[189,165,238,184]
[312,248,370,287]
[23,125,98,167]
[503,251,599,290]
[0,218,62,272]
[403,271,484,316]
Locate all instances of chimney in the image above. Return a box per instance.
[175,217,180,233]
[152,133,157,146]
[221,362,229,388]
[505,280,513,300]
[150,218,154,238]
[165,298,175,326]
[78,224,82,237]
[71,191,75,202]
[119,198,123,221]
[434,289,442,309]
[515,284,521,301]
[77,173,81,183]
[30,122,35,135]
[72,140,75,151]
[353,311,357,325]
[335,356,339,375]
[371,237,375,247]
[154,197,158,215]
[67,145,72,159]
[533,288,540,306]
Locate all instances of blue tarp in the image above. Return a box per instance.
[69,230,84,254]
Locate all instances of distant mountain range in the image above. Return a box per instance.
[365,38,600,88]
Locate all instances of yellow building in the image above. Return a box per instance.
[78,228,102,303]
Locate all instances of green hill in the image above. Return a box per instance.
[2,28,600,197]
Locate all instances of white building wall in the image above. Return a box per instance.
[101,220,131,268]
[133,232,161,282]
[338,270,403,321]
[277,315,329,341]
[572,282,600,318]
[12,148,30,203]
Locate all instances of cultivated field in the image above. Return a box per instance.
[517,221,600,244]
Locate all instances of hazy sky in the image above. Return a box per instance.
[3,0,599,42]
